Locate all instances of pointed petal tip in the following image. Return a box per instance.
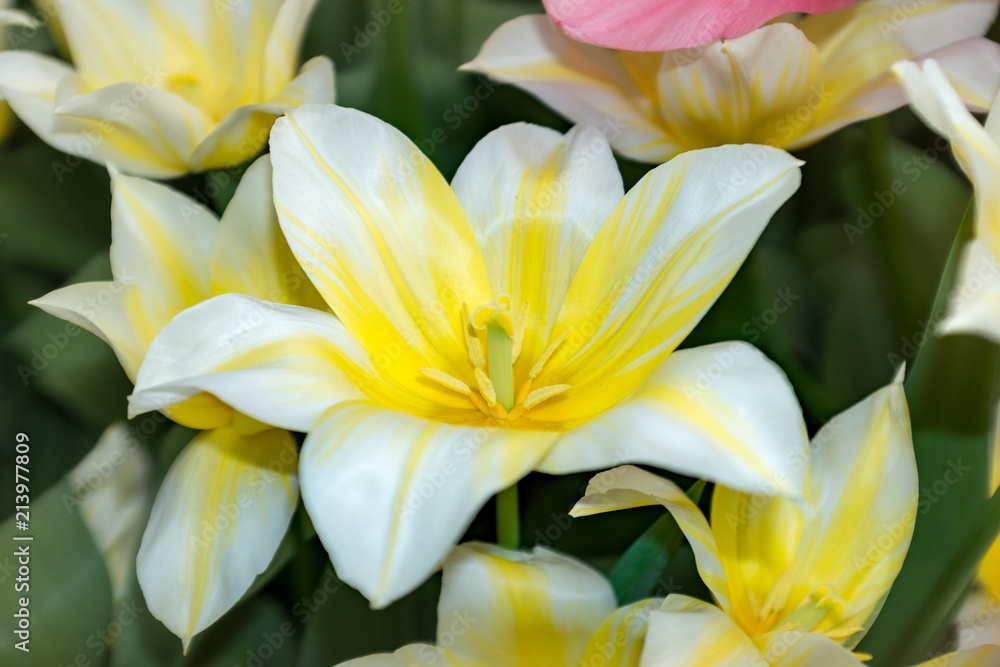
[893,362,907,385]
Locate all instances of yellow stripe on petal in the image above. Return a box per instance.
[580,598,659,667]
[136,426,298,648]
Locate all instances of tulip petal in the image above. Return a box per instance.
[711,376,915,646]
[913,646,1000,667]
[763,632,868,666]
[461,15,678,163]
[264,0,320,97]
[451,123,623,359]
[572,466,732,614]
[299,406,559,608]
[190,56,335,172]
[137,425,298,649]
[270,104,493,412]
[541,0,855,52]
[541,341,808,498]
[209,154,323,309]
[435,543,616,667]
[337,646,486,667]
[129,294,371,433]
[532,145,802,425]
[579,598,659,667]
[638,596,764,667]
[654,23,826,149]
[939,239,1000,344]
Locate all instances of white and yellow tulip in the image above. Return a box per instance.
[573,374,917,663]
[0,0,37,143]
[337,542,653,667]
[894,59,1000,345]
[127,104,809,608]
[31,156,322,649]
[0,0,333,178]
[462,0,1000,163]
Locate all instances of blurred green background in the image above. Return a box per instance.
[1,1,999,665]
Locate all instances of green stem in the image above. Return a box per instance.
[496,484,520,550]
[487,323,514,412]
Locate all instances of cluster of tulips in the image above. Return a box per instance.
[3,0,1000,665]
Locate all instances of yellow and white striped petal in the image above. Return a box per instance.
[579,598,660,667]
[209,154,323,309]
[68,423,153,605]
[263,0,321,98]
[954,589,1000,650]
[337,645,487,667]
[299,407,560,609]
[924,38,1000,114]
[938,239,1000,344]
[269,104,493,411]
[137,425,298,650]
[435,543,616,667]
[540,341,808,498]
[130,294,371,433]
[189,56,334,172]
[763,632,867,666]
[638,596,764,667]
[450,122,623,360]
[712,375,915,645]
[913,646,1000,667]
[460,15,677,163]
[654,23,825,150]
[572,466,732,614]
[529,145,802,426]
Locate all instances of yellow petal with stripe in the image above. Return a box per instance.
[539,341,808,497]
[572,466,732,614]
[763,632,867,666]
[580,598,660,667]
[450,122,623,368]
[638,596,765,667]
[435,543,616,667]
[530,144,802,426]
[654,23,825,150]
[298,408,560,609]
[270,104,493,418]
[460,15,677,163]
[711,375,915,646]
[136,425,298,650]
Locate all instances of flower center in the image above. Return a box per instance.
[418,295,570,426]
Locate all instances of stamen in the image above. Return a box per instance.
[852,652,873,661]
[462,305,486,370]
[824,626,864,640]
[522,384,571,409]
[419,368,471,395]
[475,368,497,407]
[511,301,529,363]
[529,330,568,379]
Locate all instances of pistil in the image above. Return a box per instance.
[487,323,515,412]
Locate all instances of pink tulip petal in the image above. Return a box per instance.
[542,0,858,51]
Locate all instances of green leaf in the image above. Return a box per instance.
[0,478,113,666]
[609,480,706,605]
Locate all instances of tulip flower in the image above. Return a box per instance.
[0,0,35,143]
[541,0,856,52]
[894,59,1000,346]
[0,0,333,178]
[572,374,917,662]
[463,0,1000,163]
[31,156,323,649]
[68,422,153,605]
[128,104,809,608]
[337,542,654,667]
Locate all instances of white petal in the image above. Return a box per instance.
[572,467,731,614]
[189,56,335,172]
[264,0,320,98]
[638,596,764,667]
[912,645,1000,667]
[540,341,808,499]
[337,646,485,667]
[129,294,371,432]
[529,145,802,426]
[940,239,1000,344]
[299,406,559,608]
[461,15,677,163]
[137,426,298,649]
[451,123,623,345]
[763,632,867,666]
[435,543,616,667]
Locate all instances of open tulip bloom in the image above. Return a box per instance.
[338,542,654,667]
[894,59,1000,346]
[464,0,1000,164]
[31,156,324,649]
[127,103,811,608]
[0,0,333,178]
[572,375,920,664]
[541,0,857,52]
